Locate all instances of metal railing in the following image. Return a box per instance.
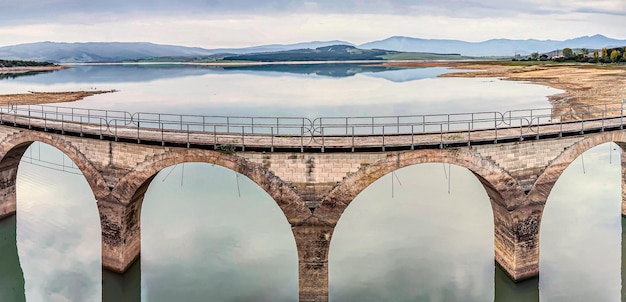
[0,100,624,151]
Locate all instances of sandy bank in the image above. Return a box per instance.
[0,90,117,106]
[383,61,626,117]
[0,65,69,75]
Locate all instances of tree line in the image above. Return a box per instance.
[523,46,625,63]
[0,59,56,68]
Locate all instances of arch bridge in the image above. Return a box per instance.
[0,101,625,301]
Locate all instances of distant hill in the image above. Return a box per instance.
[222,45,396,62]
[0,42,217,63]
[0,41,354,63]
[0,35,623,62]
[359,34,626,56]
[208,40,354,55]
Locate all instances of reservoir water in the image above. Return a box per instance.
[0,64,622,301]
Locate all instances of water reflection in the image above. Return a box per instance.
[16,143,101,301]
[0,215,25,302]
[540,143,621,301]
[329,164,494,301]
[141,163,298,302]
[0,65,560,117]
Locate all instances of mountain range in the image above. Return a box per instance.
[0,35,624,63]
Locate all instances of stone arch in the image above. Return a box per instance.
[530,131,626,205]
[314,148,525,225]
[112,148,311,226]
[0,130,109,200]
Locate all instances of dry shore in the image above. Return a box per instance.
[383,61,626,117]
[0,65,69,75]
[0,90,117,106]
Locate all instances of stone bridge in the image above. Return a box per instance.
[0,103,625,301]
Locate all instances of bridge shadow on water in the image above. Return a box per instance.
[102,259,141,302]
[0,216,25,302]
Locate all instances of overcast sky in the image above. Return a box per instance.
[1,0,625,48]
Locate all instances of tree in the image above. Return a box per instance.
[602,47,608,60]
[562,48,574,59]
[581,48,588,55]
[610,49,622,63]
[594,49,599,60]
[530,52,539,60]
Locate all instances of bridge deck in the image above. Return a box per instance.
[1,109,623,152]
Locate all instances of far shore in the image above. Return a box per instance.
[381,61,626,114]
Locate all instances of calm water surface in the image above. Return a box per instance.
[0,64,622,301]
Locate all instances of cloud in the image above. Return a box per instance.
[0,0,624,47]
[3,0,625,24]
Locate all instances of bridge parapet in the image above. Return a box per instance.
[0,101,624,152]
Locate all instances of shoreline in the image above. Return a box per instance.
[0,90,117,106]
[1,61,624,114]
[0,65,70,75]
[381,61,626,112]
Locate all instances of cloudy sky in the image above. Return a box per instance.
[1,0,625,48]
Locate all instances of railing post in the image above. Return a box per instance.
[382,126,385,152]
[602,109,605,132]
[300,126,304,153]
[80,116,83,137]
[494,112,498,143]
[536,119,540,140]
[137,118,140,143]
[61,114,64,134]
[439,124,443,149]
[619,99,626,130]
[161,123,165,146]
[321,127,324,153]
[241,126,244,152]
[187,124,190,148]
[28,105,31,129]
[213,125,217,150]
[114,120,118,142]
[44,112,47,131]
[397,116,400,133]
[467,122,471,146]
[519,118,524,142]
[411,125,414,150]
[581,118,584,134]
[351,126,355,152]
[271,127,274,152]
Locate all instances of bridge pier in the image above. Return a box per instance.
[492,202,542,281]
[620,143,626,216]
[98,194,141,273]
[0,144,27,220]
[292,217,333,302]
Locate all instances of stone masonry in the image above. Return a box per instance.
[0,123,625,301]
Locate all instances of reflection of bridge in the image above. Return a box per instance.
[0,101,625,301]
